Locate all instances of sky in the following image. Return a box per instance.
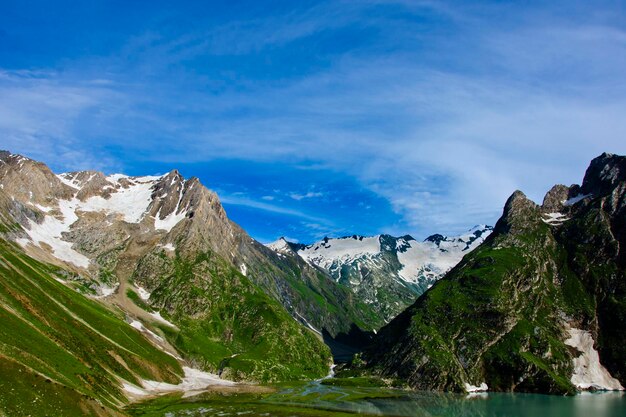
[1,1,625,243]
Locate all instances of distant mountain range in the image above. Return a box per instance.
[267,226,492,323]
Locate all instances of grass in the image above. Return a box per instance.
[0,238,183,415]
[126,288,154,312]
[134,248,332,383]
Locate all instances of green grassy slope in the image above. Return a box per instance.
[132,248,332,383]
[361,192,580,394]
[0,238,183,416]
[253,248,385,331]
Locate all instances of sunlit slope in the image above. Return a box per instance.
[0,234,183,415]
[131,247,332,382]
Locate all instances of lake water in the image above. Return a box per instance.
[128,380,626,417]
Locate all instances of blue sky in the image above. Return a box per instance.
[1,1,626,243]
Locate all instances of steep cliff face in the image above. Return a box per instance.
[361,153,626,395]
[0,151,349,383]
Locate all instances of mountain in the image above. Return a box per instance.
[268,226,492,323]
[0,150,382,389]
[359,153,626,395]
[0,195,183,415]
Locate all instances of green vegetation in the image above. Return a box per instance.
[126,288,154,312]
[258,250,385,332]
[363,211,583,394]
[320,376,398,388]
[0,238,183,415]
[133,249,332,383]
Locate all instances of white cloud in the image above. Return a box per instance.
[289,191,324,201]
[219,194,332,225]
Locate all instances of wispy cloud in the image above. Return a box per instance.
[219,194,332,225]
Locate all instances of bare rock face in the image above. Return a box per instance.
[541,184,582,213]
[493,190,539,237]
[582,152,626,196]
[0,151,75,207]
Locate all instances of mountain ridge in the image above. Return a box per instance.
[357,152,626,395]
[268,225,493,323]
[0,150,377,386]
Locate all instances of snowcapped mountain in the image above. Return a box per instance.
[268,225,493,322]
[0,150,383,387]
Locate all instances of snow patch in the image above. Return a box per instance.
[542,212,570,225]
[80,175,160,223]
[91,283,119,298]
[564,327,624,391]
[158,243,176,252]
[129,319,164,342]
[56,173,80,189]
[239,263,247,276]
[16,199,91,268]
[154,209,187,232]
[135,286,151,301]
[294,312,322,336]
[149,311,176,327]
[154,187,187,232]
[122,366,235,399]
[563,194,592,207]
[464,382,488,393]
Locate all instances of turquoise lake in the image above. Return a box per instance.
[128,380,626,417]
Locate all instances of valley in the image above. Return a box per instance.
[1,151,626,416]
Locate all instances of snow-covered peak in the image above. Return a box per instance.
[265,226,492,322]
[266,237,293,254]
[270,226,493,287]
[424,225,492,252]
[299,235,382,260]
[14,169,194,269]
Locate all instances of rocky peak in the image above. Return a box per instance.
[582,152,626,196]
[0,152,74,206]
[494,190,539,235]
[541,184,582,213]
[425,233,445,245]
